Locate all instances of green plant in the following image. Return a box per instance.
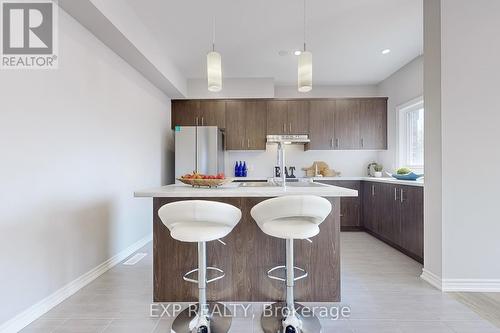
[374,164,383,172]
[397,167,412,175]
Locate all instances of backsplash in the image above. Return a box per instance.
[224,145,381,178]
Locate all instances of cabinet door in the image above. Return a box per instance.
[319,180,361,229]
[171,100,198,129]
[245,100,267,150]
[287,100,309,134]
[362,182,376,232]
[378,184,401,245]
[307,100,335,150]
[225,101,246,150]
[267,100,288,135]
[334,99,360,149]
[359,98,387,149]
[399,186,424,259]
[198,100,226,128]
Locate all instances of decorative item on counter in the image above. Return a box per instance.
[373,164,383,178]
[367,162,378,176]
[242,161,248,177]
[302,161,341,178]
[234,161,240,177]
[178,172,232,187]
[386,167,424,181]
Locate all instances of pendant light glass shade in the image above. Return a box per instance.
[207,51,222,92]
[298,51,312,92]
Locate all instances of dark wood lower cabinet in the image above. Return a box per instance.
[362,182,424,263]
[153,197,341,302]
[318,180,362,231]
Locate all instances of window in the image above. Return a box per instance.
[398,98,424,170]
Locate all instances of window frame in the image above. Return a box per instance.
[397,96,424,171]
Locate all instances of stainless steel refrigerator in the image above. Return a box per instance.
[174,126,225,180]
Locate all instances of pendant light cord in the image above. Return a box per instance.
[212,16,216,52]
[303,0,306,52]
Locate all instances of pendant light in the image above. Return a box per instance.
[207,17,222,92]
[298,0,312,92]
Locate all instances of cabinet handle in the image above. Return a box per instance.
[336,138,340,148]
[330,138,334,148]
[247,139,250,148]
[201,117,204,126]
[361,138,364,148]
[371,185,375,197]
[289,123,292,132]
[400,189,404,203]
[394,188,397,201]
[241,138,244,148]
[283,123,286,133]
[195,117,199,126]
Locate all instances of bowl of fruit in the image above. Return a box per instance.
[386,168,424,181]
[177,172,232,188]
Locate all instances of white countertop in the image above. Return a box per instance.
[232,176,424,187]
[134,182,358,198]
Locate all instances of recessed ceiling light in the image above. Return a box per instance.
[294,50,302,56]
[382,49,391,55]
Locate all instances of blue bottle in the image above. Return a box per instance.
[237,161,243,177]
[234,161,240,177]
[242,162,248,177]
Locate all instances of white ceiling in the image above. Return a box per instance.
[124,0,423,86]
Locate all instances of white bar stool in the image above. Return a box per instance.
[251,195,332,333]
[158,200,242,333]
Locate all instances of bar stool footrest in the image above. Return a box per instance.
[183,267,225,284]
[266,265,308,282]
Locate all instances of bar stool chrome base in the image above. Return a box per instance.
[171,302,232,333]
[261,302,321,333]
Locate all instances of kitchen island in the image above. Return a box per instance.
[135,182,357,302]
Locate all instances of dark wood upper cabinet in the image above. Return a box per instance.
[225,101,246,150]
[171,100,198,128]
[307,100,335,150]
[198,100,226,128]
[334,99,361,149]
[226,100,266,150]
[267,100,288,135]
[287,100,309,134]
[245,100,267,150]
[359,98,388,149]
[267,100,309,135]
[172,97,386,151]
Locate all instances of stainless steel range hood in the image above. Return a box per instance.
[266,134,310,144]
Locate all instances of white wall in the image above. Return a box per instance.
[274,85,379,98]
[422,0,443,283]
[440,0,500,282]
[187,78,275,99]
[226,145,379,178]
[376,56,424,171]
[0,8,173,325]
[422,0,500,290]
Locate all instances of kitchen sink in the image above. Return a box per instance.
[238,182,278,187]
[238,181,326,188]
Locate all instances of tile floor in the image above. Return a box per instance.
[21,232,500,333]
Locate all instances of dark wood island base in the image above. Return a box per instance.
[153,197,341,302]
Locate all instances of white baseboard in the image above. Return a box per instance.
[0,233,153,333]
[442,279,500,292]
[421,269,500,292]
[420,268,443,290]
